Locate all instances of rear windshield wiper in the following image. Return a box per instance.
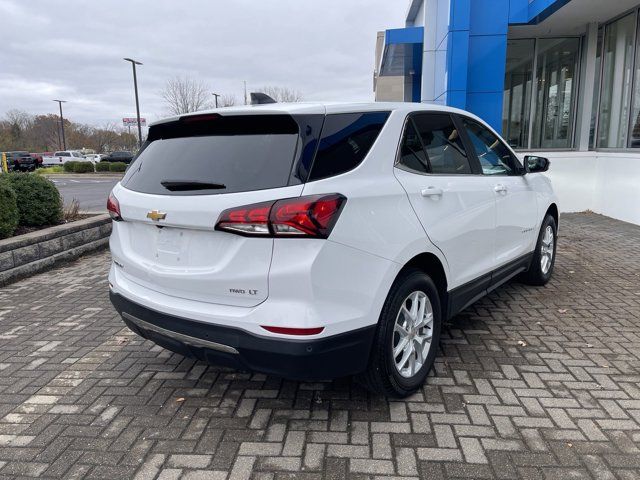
[160,180,227,191]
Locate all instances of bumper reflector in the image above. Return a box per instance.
[261,326,324,336]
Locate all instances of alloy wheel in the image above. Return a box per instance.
[392,291,434,378]
[540,225,554,274]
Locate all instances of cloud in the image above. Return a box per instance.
[0,0,406,126]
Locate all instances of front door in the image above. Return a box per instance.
[458,117,538,269]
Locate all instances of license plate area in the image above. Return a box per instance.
[155,227,185,264]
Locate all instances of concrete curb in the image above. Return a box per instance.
[0,214,112,287]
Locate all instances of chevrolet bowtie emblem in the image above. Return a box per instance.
[146,210,167,221]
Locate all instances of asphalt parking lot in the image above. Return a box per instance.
[0,213,638,479]
[49,175,121,213]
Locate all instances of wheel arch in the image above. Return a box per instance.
[397,252,449,320]
[546,203,559,226]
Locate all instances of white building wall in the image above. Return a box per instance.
[521,152,640,225]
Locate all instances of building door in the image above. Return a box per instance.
[531,38,581,149]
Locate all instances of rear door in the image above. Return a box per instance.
[393,112,496,289]
[111,112,323,307]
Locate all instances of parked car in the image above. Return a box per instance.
[4,151,36,171]
[107,102,558,397]
[42,150,90,166]
[102,151,133,164]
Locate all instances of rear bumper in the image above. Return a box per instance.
[110,291,376,381]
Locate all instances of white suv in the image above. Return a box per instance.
[108,102,558,397]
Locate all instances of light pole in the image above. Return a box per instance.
[212,93,221,108]
[53,100,67,150]
[123,58,143,148]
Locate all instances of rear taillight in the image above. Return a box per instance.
[107,192,122,221]
[215,194,346,238]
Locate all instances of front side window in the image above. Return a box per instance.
[412,113,472,175]
[462,118,520,175]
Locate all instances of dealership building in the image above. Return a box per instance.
[374,0,640,225]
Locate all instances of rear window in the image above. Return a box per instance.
[122,115,302,196]
[308,112,390,181]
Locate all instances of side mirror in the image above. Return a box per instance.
[524,155,549,173]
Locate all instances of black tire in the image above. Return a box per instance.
[357,269,441,397]
[521,214,557,286]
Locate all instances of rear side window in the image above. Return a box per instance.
[308,112,390,181]
[122,115,301,195]
[412,113,472,174]
[397,121,429,174]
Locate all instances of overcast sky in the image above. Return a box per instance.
[0,0,406,127]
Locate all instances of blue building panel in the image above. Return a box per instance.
[466,92,504,129]
[449,0,471,31]
[508,0,529,23]
[468,0,510,36]
[385,26,425,44]
[526,0,571,25]
[466,34,508,93]
[446,90,466,109]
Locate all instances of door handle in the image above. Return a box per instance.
[421,187,444,197]
[494,184,508,194]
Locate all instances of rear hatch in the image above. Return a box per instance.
[111,109,324,307]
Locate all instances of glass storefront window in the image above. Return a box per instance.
[589,29,603,149]
[598,13,636,148]
[503,39,534,149]
[531,38,581,149]
[630,16,640,148]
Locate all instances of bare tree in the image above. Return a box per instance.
[219,94,237,107]
[90,123,119,153]
[260,86,303,103]
[161,76,212,115]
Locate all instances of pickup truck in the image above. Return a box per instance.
[3,151,36,171]
[42,150,91,166]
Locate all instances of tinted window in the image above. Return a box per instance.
[412,114,472,174]
[397,120,429,174]
[308,112,390,181]
[122,115,300,195]
[461,118,520,175]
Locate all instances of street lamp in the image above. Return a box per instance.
[123,57,143,148]
[53,100,67,150]
[212,93,221,108]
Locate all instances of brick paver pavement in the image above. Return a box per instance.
[0,213,639,479]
